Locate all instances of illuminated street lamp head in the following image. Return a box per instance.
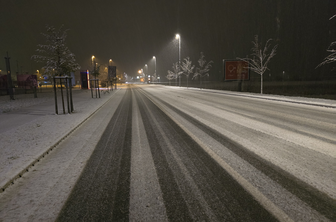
[153,56,156,59]
[92,55,95,60]
[138,70,141,74]
[175,34,180,39]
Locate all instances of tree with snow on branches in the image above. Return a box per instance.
[238,35,277,94]
[317,14,336,69]
[167,62,182,85]
[193,52,213,89]
[32,25,80,80]
[180,57,195,88]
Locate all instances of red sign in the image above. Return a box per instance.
[17,75,38,89]
[224,60,249,81]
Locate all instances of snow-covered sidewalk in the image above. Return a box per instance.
[0,88,116,192]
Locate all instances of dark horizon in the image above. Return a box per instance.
[1,0,335,81]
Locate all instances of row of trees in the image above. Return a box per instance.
[167,52,213,88]
[168,25,334,94]
[32,18,335,94]
[239,14,335,94]
[167,37,278,93]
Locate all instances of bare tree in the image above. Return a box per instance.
[317,15,336,68]
[32,25,80,79]
[91,63,101,78]
[238,35,277,94]
[193,52,213,89]
[167,62,182,85]
[180,57,195,88]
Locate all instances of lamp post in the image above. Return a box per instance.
[175,34,181,86]
[90,56,96,97]
[145,64,148,83]
[153,56,156,82]
[91,55,96,75]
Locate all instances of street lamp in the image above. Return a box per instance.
[153,56,156,82]
[175,34,181,86]
[145,64,148,82]
[109,59,112,66]
[91,55,96,74]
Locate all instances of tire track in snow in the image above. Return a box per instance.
[147,89,336,222]
[56,87,132,221]
[134,87,277,221]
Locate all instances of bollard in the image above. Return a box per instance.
[53,77,58,114]
[69,77,74,112]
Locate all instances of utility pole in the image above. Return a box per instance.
[5,52,14,100]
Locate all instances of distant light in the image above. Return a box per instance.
[138,70,141,74]
[153,56,156,59]
[175,34,180,39]
[145,64,147,66]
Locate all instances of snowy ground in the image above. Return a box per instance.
[1,86,335,191]
[146,86,336,198]
[142,85,336,221]
[1,86,335,193]
[0,88,115,191]
[0,85,335,221]
[0,91,54,114]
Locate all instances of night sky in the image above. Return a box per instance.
[1,0,335,80]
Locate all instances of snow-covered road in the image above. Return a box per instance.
[0,85,335,221]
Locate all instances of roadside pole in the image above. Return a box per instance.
[5,52,14,100]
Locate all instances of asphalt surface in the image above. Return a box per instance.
[57,86,276,221]
[57,88,133,221]
[1,85,334,222]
